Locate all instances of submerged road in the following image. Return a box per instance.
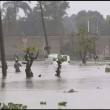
[0,61,110,109]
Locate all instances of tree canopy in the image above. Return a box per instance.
[76,28,97,63]
[1,1,110,36]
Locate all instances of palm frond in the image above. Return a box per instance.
[3,1,14,8]
[18,1,32,12]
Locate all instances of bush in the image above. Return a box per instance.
[0,102,27,109]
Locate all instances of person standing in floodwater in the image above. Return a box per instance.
[14,60,21,72]
[94,54,99,61]
[13,54,19,61]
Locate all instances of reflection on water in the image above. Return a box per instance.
[25,78,34,89]
[1,78,6,89]
[0,62,110,109]
[0,61,110,91]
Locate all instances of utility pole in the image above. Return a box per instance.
[72,23,74,58]
[39,1,50,55]
[0,1,7,77]
[87,16,90,36]
[97,21,98,35]
[88,20,90,33]
[109,38,110,56]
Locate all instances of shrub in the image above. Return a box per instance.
[0,102,27,109]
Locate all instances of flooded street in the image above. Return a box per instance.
[1,0,110,109]
[0,61,110,109]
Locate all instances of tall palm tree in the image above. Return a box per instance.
[2,6,18,36]
[3,1,32,35]
[3,1,32,20]
[39,1,50,55]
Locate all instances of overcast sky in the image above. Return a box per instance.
[1,1,110,19]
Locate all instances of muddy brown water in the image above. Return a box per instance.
[0,61,110,109]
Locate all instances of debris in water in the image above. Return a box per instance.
[40,101,46,105]
[38,74,41,77]
[58,102,67,106]
[63,89,77,93]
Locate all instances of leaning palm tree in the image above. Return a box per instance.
[3,1,32,35]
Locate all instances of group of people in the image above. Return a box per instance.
[86,54,99,61]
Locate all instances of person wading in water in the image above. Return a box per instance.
[13,54,19,61]
[14,60,21,72]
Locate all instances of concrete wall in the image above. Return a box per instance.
[95,36,110,58]
[4,36,61,60]
[3,35,110,60]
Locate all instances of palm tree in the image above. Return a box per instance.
[3,1,32,20]
[39,1,50,55]
[3,1,32,35]
[2,6,16,36]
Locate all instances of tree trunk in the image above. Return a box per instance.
[79,51,87,64]
[39,1,50,55]
[7,14,10,37]
[14,6,17,35]
[55,60,62,76]
[25,60,33,77]
[24,52,39,77]
[0,4,7,77]
[82,57,86,64]
[55,68,61,76]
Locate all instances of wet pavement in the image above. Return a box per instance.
[0,61,110,109]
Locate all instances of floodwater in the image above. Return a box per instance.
[0,61,110,109]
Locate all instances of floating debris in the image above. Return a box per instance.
[97,87,101,89]
[38,74,41,77]
[58,102,67,106]
[63,89,77,93]
[40,101,46,105]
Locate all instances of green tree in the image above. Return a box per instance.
[103,15,110,35]
[75,10,88,31]
[19,45,42,77]
[62,14,77,35]
[0,3,7,77]
[75,10,105,35]
[88,11,105,34]
[77,28,95,64]
[36,1,70,35]
[2,6,16,36]
[3,1,32,35]
[3,1,32,19]
[18,7,43,35]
